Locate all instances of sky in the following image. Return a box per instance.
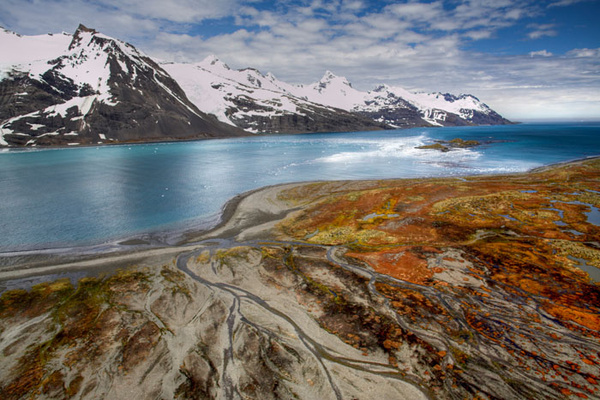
[1,0,599,121]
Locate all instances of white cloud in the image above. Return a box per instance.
[141,1,600,120]
[482,87,600,121]
[0,0,161,41]
[464,30,493,40]
[386,2,444,22]
[529,50,553,57]
[340,0,365,12]
[567,48,600,58]
[1,0,598,120]
[99,0,238,23]
[527,23,558,40]
[548,0,590,8]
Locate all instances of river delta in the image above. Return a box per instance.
[0,158,599,399]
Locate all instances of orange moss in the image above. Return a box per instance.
[542,302,600,332]
[347,247,432,284]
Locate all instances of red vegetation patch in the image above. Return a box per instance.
[347,247,432,284]
[542,302,600,333]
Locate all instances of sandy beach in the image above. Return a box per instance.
[0,182,300,287]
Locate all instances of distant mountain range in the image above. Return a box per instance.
[0,25,512,147]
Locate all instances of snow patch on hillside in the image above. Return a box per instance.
[163,56,335,126]
[293,71,367,111]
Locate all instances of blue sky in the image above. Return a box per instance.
[1,0,599,120]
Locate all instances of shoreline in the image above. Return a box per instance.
[1,155,599,288]
[529,154,600,172]
[2,120,599,151]
[0,181,302,288]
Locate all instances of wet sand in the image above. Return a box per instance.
[0,182,302,289]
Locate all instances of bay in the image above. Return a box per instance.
[0,122,599,252]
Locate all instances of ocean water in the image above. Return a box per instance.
[0,122,599,252]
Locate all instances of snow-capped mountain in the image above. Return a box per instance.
[294,71,510,127]
[162,58,386,134]
[0,25,510,147]
[165,57,510,134]
[357,85,510,127]
[0,25,243,146]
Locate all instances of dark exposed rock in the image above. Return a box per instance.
[416,137,481,152]
[357,108,431,129]
[469,109,513,125]
[227,97,389,134]
[356,93,429,128]
[0,25,246,147]
[416,142,451,152]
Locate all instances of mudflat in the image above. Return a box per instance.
[1,158,599,399]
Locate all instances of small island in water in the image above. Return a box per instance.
[416,137,481,152]
[0,158,599,399]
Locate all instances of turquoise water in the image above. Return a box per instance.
[0,123,599,252]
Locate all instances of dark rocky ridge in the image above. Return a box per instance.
[227,96,389,133]
[0,25,245,147]
[428,93,513,126]
[363,88,513,128]
[357,93,432,128]
[426,107,512,127]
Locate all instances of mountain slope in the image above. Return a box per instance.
[162,58,388,134]
[358,85,512,127]
[282,72,511,127]
[166,58,511,133]
[0,25,245,147]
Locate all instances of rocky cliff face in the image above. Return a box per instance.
[357,86,513,128]
[225,99,388,134]
[0,25,245,147]
[355,87,432,128]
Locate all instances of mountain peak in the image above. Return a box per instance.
[321,70,344,81]
[0,26,20,37]
[265,72,278,81]
[372,84,391,93]
[0,26,246,146]
[318,71,352,89]
[200,55,230,70]
[69,24,99,50]
[0,26,511,146]
[75,24,96,34]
